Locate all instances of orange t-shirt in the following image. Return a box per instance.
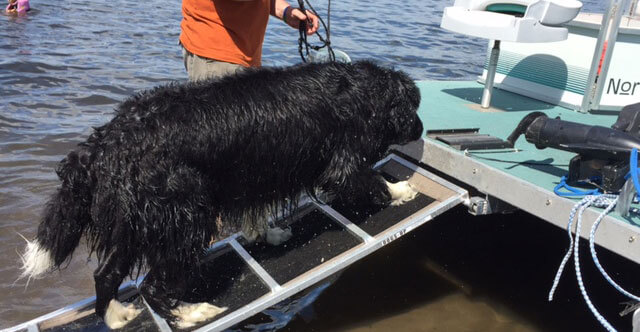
[180,0,270,67]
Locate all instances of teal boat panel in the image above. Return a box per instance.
[414,80,640,226]
[483,50,590,94]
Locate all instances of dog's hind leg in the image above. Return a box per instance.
[140,268,227,329]
[170,302,227,329]
[138,269,180,319]
[137,164,227,328]
[94,246,141,329]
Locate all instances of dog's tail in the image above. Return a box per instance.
[20,149,93,281]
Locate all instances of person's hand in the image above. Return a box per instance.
[285,8,319,35]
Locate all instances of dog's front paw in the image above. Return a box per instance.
[386,180,418,206]
[171,302,227,329]
[266,227,292,246]
[104,299,142,329]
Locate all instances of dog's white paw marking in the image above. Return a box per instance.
[104,299,141,329]
[386,180,418,206]
[171,302,227,329]
[266,227,292,246]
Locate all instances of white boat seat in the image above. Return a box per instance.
[440,0,582,109]
[441,0,583,43]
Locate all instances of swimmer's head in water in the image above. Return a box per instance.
[6,0,29,14]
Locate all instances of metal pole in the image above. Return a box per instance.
[580,0,617,113]
[593,0,631,109]
[481,40,501,109]
[580,0,630,112]
[630,0,639,16]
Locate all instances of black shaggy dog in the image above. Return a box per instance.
[20,60,423,329]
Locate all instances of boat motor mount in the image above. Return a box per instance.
[507,103,640,193]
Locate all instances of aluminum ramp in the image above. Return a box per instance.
[4,153,468,332]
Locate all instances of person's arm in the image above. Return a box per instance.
[271,0,319,35]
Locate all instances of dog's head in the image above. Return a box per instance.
[354,61,423,147]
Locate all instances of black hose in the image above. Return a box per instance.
[505,111,547,147]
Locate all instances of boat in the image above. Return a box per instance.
[407,0,640,331]
[4,0,640,331]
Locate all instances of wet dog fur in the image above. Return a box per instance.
[20,60,423,328]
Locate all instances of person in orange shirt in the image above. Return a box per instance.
[180,0,319,81]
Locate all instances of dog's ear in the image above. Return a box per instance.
[380,69,423,145]
[390,72,421,116]
[330,73,366,121]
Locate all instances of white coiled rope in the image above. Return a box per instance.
[548,194,622,332]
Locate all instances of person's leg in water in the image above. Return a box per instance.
[181,46,245,82]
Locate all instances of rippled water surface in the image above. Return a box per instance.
[1,0,606,329]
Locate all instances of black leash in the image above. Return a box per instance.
[297,0,335,63]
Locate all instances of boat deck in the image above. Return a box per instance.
[397,80,640,263]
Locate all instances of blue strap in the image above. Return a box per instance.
[282,5,291,22]
[554,175,600,197]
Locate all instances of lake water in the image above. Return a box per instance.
[0,0,613,330]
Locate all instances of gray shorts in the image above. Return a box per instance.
[181,46,245,82]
